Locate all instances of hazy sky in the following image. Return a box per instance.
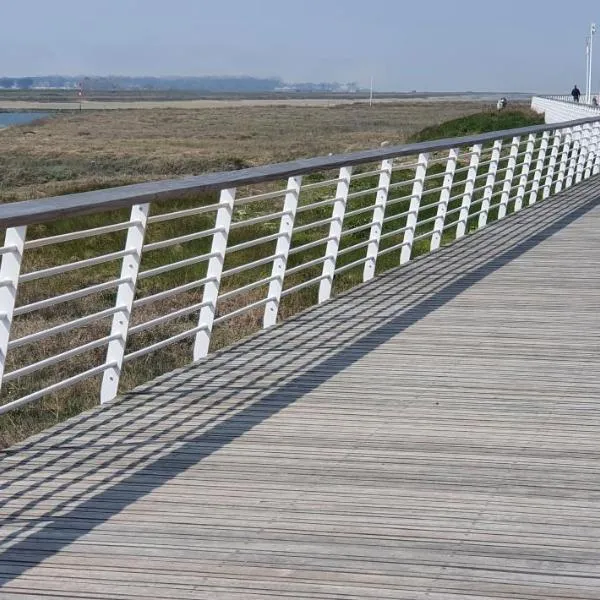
[1,0,599,92]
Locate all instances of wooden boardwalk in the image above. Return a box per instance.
[1,179,600,599]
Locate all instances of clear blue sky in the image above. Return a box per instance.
[2,0,599,92]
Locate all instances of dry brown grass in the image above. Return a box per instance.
[0,102,489,202]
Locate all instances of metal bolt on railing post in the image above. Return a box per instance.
[514,134,536,212]
[479,140,502,229]
[0,226,26,391]
[100,203,149,404]
[363,159,392,282]
[400,152,430,264]
[263,176,302,328]
[318,166,352,303]
[498,137,520,220]
[542,130,562,200]
[430,148,458,251]
[456,145,481,238]
[528,131,549,205]
[194,188,235,360]
[555,128,572,193]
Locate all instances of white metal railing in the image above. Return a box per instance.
[548,94,600,106]
[1,113,600,415]
[532,96,600,124]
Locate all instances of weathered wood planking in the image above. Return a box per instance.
[1,178,599,599]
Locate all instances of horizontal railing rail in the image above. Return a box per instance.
[1,112,600,416]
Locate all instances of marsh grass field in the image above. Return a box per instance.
[0,101,543,447]
[0,101,493,202]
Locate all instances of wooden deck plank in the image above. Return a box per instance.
[1,178,599,599]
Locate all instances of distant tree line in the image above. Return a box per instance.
[0,76,362,93]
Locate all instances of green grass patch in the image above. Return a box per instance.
[409,109,544,143]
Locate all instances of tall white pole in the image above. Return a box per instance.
[586,37,590,103]
[589,23,597,104]
[369,76,373,107]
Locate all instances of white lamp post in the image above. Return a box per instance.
[586,37,590,102]
[587,23,596,104]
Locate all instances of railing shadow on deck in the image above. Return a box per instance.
[0,180,599,584]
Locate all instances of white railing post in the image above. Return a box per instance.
[565,127,581,189]
[400,152,429,264]
[456,144,481,238]
[0,226,26,390]
[555,128,572,193]
[478,140,502,229]
[363,159,392,282]
[528,131,549,205]
[514,134,536,212]
[318,166,352,303]
[594,123,600,175]
[542,130,561,200]
[100,203,149,403]
[584,122,600,179]
[498,136,520,220]
[194,188,235,360]
[575,124,592,183]
[430,148,458,251]
[263,176,302,327]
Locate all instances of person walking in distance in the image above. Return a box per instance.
[571,85,581,103]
